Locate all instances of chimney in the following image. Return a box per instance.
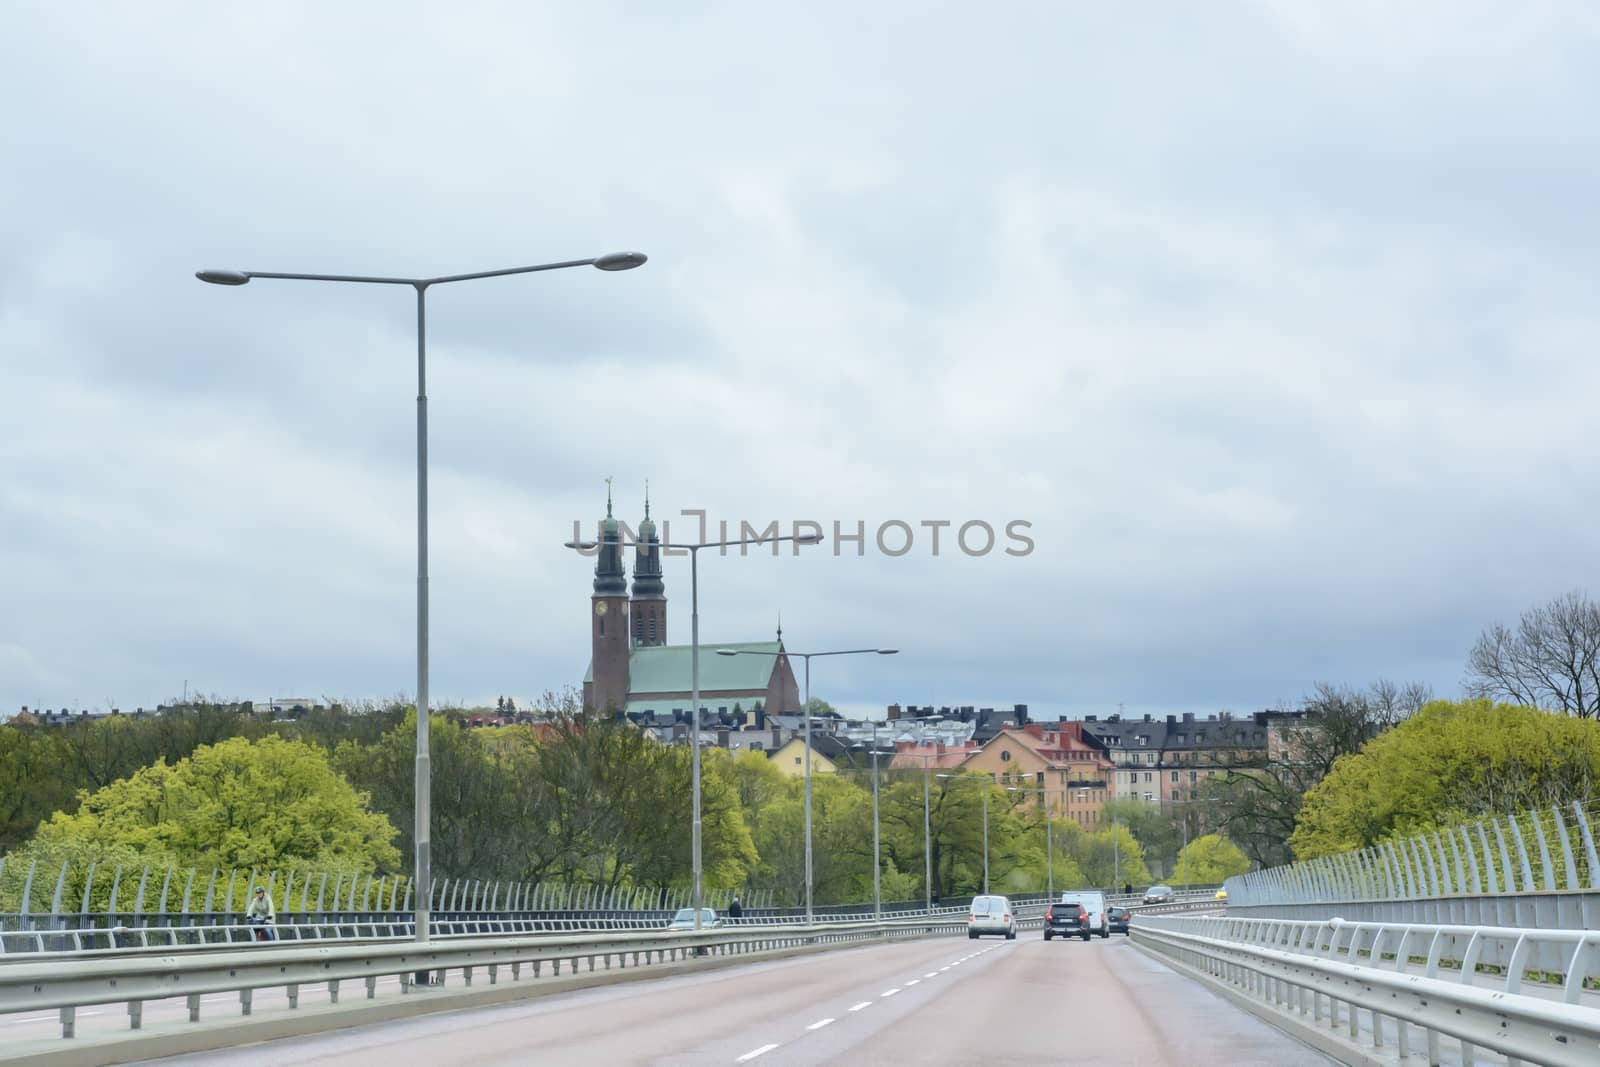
[1182,712,1195,723]
[887,703,901,721]
[1166,715,1177,724]
[717,727,730,749]
[771,724,782,749]
[1143,713,1152,722]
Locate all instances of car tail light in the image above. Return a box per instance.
[1003,914,1011,922]
[1045,906,1054,921]
[1078,907,1088,922]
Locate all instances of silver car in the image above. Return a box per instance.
[666,907,721,931]
[967,894,1016,940]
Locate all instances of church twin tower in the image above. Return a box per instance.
[589,487,665,713]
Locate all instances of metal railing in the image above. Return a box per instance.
[0,855,783,930]
[1134,914,1600,1067]
[1224,800,1600,909]
[0,914,981,1041]
[0,903,994,959]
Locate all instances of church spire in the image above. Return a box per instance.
[593,479,626,596]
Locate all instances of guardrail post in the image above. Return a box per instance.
[328,979,340,1004]
[81,861,97,917]
[187,992,201,1021]
[60,1005,75,1039]
[1477,822,1499,894]
[1530,810,1557,891]
[366,975,377,998]
[1508,815,1537,891]
[127,1000,143,1029]
[1553,806,1578,891]
[20,859,37,926]
[287,982,300,1009]
[1574,802,1600,890]
[239,988,254,1015]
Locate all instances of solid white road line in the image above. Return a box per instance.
[806,1018,835,1031]
[848,1001,873,1012]
[736,1044,779,1062]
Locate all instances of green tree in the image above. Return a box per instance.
[1289,699,1600,859]
[1171,834,1250,883]
[28,735,399,873]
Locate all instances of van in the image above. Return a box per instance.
[1056,891,1109,939]
[967,894,1016,940]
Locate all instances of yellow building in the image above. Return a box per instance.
[768,736,840,778]
[956,720,1114,828]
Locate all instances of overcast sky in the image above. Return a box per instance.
[3,2,1597,721]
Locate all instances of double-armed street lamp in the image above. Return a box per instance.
[938,772,992,894]
[569,532,821,930]
[718,646,896,924]
[199,251,647,947]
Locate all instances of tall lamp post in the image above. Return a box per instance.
[200,251,646,947]
[570,531,820,930]
[938,772,991,894]
[718,645,897,924]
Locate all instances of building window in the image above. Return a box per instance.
[1144,792,1154,802]
[794,757,802,765]
[1171,790,1179,800]
[1143,772,1151,783]
[1001,750,1011,762]
[1171,771,1179,782]
[1189,770,1197,782]
[1137,736,1147,746]
[1146,753,1155,764]
[649,619,657,641]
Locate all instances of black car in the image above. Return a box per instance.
[1107,906,1131,935]
[1042,900,1091,941]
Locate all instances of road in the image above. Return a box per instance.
[127,933,1332,1066]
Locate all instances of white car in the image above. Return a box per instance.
[967,894,1016,940]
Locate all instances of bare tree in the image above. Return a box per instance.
[1205,680,1431,867]
[1466,590,1600,718]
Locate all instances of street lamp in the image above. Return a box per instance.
[570,531,821,930]
[938,772,991,894]
[200,251,646,948]
[718,645,897,924]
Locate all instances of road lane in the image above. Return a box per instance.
[124,933,1331,1066]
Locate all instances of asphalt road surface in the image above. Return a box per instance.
[132,933,1333,1066]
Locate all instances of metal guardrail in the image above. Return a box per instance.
[0,914,978,1040]
[3,889,1184,959]
[1134,914,1600,1067]
[1224,800,1600,909]
[0,905,985,959]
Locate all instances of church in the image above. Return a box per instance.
[581,490,801,722]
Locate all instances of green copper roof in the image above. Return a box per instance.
[584,641,784,693]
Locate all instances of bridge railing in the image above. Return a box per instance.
[1223,800,1600,911]
[1134,914,1600,1067]
[0,914,975,1041]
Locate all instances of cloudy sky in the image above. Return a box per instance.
[3,2,1597,721]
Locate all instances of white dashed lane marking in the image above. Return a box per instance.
[924,971,937,978]
[881,988,900,998]
[906,979,919,986]
[806,1018,835,1031]
[736,1044,778,1062]
[848,1001,872,1012]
